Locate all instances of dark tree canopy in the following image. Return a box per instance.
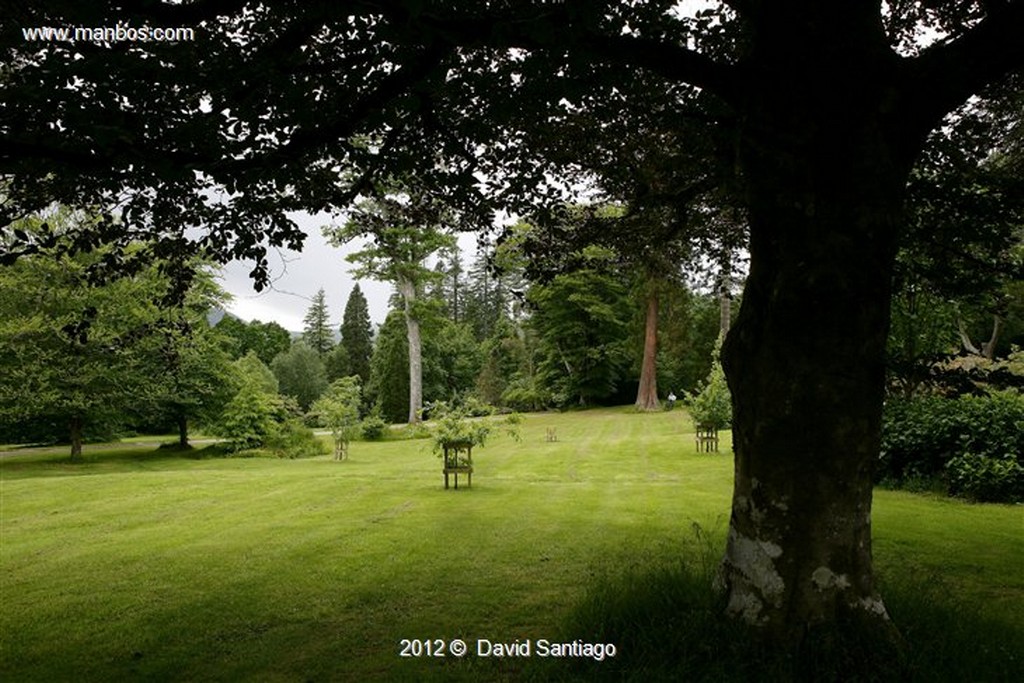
[3,3,1020,271]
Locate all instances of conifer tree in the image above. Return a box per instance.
[302,288,334,357]
[340,284,374,386]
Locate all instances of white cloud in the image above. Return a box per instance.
[217,211,481,332]
[218,211,394,331]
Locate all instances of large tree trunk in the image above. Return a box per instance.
[69,415,83,461]
[634,285,660,411]
[720,165,903,642]
[177,414,190,449]
[716,11,918,643]
[397,276,423,424]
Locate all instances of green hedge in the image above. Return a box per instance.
[880,391,1024,503]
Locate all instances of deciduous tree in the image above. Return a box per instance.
[270,343,328,412]
[325,189,457,423]
[528,250,633,407]
[0,215,181,457]
[216,317,292,366]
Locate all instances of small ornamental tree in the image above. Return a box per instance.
[685,339,732,431]
[431,402,492,462]
[312,376,362,460]
[430,401,521,467]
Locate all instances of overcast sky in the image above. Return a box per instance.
[217,211,479,332]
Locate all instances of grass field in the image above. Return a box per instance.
[1,407,1021,681]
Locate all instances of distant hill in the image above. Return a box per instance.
[206,307,229,327]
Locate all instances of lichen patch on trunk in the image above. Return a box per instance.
[723,527,785,625]
[858,595,891,619]
[811,566,851,592]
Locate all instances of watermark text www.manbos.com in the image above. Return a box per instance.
[399,638,617,662]
[22,23,195,43]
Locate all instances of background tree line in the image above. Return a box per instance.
[0,207,731,449]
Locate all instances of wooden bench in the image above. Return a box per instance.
[442,439,473,489]
[694,425,719,453]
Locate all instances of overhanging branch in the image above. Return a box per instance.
[901,0,1024,133]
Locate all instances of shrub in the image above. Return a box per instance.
[501,376,551,412]
[430,402,493,453]
[264,418,326,459]
[459,394,496,417]
[880,389,1024,502]
[429,401,521,466]
[215,380,279,452]
[946,453,1024,503]
[214,374,325,457]
[360,412,388,441]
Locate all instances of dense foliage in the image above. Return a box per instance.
[311,377,362,460]
[270,343,328,412]
[879,391,1024,502]
[339,284,374,387]
[0,213,237,454]
[215,317,292,366]
[214,363,323,458]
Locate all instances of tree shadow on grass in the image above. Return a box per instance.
[0,443,237,479]
[526,549,1022,682]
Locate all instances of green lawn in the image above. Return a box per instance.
[1,407,1021,681]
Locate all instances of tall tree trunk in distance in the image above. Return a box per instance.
[719,287,732,339]
[634,282,660,411]
[397,276,423,424]
[69,415,83,461]
[716,16,917,643]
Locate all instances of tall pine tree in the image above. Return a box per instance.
[435,243,465,325]
[340,283,374,386]
[302,288,335,357]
